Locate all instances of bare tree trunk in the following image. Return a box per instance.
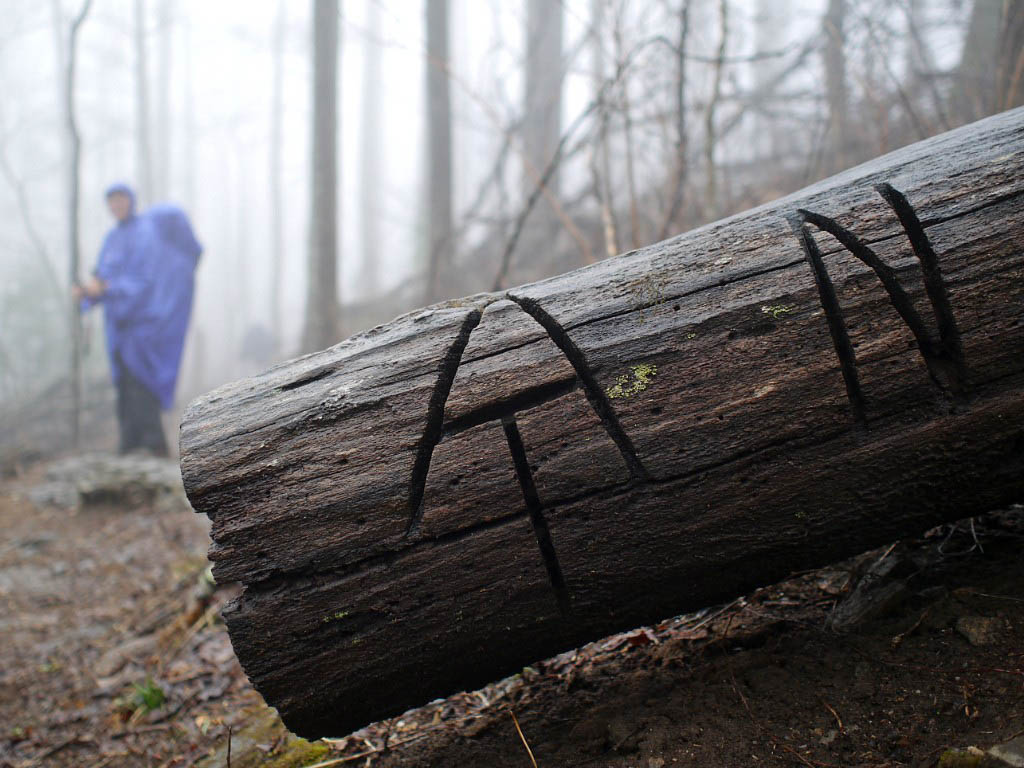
[183,18,196,210]
[50,0,69,266]
[996,0,1024,111]
[234,144,251,378]
[752,0,786,157]
[955,0,1004,123]
[823,0,849,173]
[301,0,340,354]
[613,7,641,249]
[358,0,381,300]
[180,17,200,387]
[154,0,173,200]
[903,0,950,131]
[589,0,618,259]
[134,0,153,205]
[659,0,689,240]
[704,0,727,220]
[269,0,285,356]
[222,145,240,380]
[66,0,93,448]
[523,0,563,215]
[903,0,928,76]
[425,0,452,303]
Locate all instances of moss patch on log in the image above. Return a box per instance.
[196,706,331,768]
[606,364,658,399]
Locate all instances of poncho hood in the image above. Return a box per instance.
[104,182,137,219]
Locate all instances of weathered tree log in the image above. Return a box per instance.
[180,108,1024,738]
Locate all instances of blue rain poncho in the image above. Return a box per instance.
[83,184,202,409]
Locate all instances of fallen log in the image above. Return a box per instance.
[180,108,1024,738]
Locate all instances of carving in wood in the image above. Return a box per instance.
[791,184,968,424]
[407,296,652,613]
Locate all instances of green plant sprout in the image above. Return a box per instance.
[131,678,166,713]
[607,363,658,399]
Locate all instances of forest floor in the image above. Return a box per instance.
[0,455,1021,768]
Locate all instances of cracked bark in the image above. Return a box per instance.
[180,109,1024,739]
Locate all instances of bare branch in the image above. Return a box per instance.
[490,34,665,292]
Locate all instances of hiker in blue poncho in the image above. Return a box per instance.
[75,183,202,456]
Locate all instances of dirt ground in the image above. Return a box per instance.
[0,458,1021,768]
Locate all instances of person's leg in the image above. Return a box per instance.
[116,376,132,454]
[121,367,168,456]
[114,361,135,454]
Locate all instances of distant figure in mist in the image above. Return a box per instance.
[74,183,202,456]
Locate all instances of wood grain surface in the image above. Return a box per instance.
[180,107,1024,738]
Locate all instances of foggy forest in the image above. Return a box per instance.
[2,0,1020,455]
[1,1,1023,767]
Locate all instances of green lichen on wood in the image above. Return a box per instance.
[761,303,796,319]
[263,740,331,768]
[196,706,332,768]
[607,364,658,399]
[322,610,349,624]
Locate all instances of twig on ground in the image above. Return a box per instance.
[160,603,219,671]
[19,733,94,767]
[939,518,985,556]
[969,518,984,553]
[301,731,435,767]
[873,542,899,570]
[891,607,930,649]
[822,701,845,733]
[719,604,741,638]
[111,722,179,739]
[304,714,493,768]
[508,707,539,768]
[87,754,127,768]
[681,598,743,635]
[226,724,233,768]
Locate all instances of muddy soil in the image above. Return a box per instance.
[0,460,1020,768]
